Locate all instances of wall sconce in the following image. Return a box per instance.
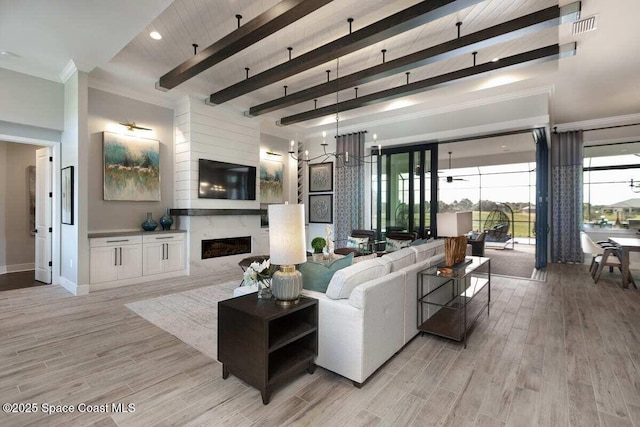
[119,122,152,131]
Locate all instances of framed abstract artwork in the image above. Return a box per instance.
[308,162,333,193]
[260,158,284,204]
[103,132,160,201]
[309,194,333,223]
[61,166,74,225]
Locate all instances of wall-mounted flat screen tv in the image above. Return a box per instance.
[198,159,256,200]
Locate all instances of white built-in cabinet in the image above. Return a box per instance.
[142,233,185,275]
[89,231,186,289]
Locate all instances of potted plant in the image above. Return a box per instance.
[311,237,326,262]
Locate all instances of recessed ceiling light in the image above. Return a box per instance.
[501,145,507,148]
[492,57,500,62]
[149,31,162,40]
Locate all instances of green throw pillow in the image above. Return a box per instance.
[298,253,354,293]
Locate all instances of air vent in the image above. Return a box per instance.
[572,15,598,35]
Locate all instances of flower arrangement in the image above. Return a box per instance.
[242,259,276,289]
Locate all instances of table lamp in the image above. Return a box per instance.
[268,203,307,305]
[437,211,473,266]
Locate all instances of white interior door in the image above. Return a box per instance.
[35,147,52,283]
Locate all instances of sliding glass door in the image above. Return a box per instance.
[374,144,437,238]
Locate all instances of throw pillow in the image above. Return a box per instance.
[299,253,354,293]
[347,236,369,249]
[385,237,411,252]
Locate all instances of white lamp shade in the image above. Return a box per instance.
[437,211,473,237]
[268,204,307,265]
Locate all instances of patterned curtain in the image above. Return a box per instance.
[551,130,583,263]
[334,132,366,247]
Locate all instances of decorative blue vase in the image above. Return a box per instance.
[159,208,173,231]
[142,212,158,231]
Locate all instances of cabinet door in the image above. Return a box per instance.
[142,243,164,276]
[164,241,186,273]
[90,247,118,284]
[118,244,143,280]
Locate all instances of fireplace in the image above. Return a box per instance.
[202,237,252,259]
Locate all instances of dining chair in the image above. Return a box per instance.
[580,231,622,283]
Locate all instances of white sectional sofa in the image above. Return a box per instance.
[300,239,445,386]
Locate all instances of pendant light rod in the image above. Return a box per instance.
[156,0,334,91]
[276,43,576,126]
[209,0,484,104]
[247,2,581,116]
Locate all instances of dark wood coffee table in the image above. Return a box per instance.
[217,293,318,404]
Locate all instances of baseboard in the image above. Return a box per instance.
[58,276,89,296]
[0,263,36,275]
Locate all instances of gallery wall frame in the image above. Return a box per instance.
[103,131,161,201]
[308,162,333,193]
[309,194,333,223]
[61,166,74,225]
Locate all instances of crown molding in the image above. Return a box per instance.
[59,60,79,84]
[554,113,640,132]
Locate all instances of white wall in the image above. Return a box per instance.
[175,98,260,210]
[87,88,174,232]
[59,70,90,292]
[0,68,64,131]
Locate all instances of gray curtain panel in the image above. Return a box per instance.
[334,132,366,247]
[551,130,583,263]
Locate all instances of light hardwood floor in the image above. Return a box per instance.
[0,264,639,426]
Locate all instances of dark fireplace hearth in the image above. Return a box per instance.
[202,237,251,259]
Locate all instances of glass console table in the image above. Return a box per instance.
[418,256,491,347]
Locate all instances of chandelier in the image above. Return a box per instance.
[288,57,381,165]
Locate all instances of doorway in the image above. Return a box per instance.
[0,140,54,291]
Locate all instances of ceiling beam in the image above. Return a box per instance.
[248,2,581,116]
[156,0,334,91]
[207,0,484,105]
[277,43,577,126]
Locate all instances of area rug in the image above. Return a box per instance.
[125,281,238,360]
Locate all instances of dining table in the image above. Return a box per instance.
[608,237,640,289]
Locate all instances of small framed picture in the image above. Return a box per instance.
[309,194,333,223]
[308,162,333,193]
[61,166,74,225]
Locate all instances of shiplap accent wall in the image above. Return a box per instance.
[174,97,260,209]
[174,97,265,275]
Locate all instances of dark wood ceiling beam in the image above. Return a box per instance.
[207,0,484,105]
[249,2,581,116]
[277,43,576,126]
[156,0,334,91]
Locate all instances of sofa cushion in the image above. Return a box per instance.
[410,239,444,263]
[299,253,354,293]
[353,253,379,263]
[385,237,411,252]
[326,259,390,300]
[379,247,416,272]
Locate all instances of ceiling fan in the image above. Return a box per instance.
[442,152,466,183]
[119,121,152,131]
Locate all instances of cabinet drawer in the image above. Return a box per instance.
[90,236,143,248]
[142,233,184,243]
